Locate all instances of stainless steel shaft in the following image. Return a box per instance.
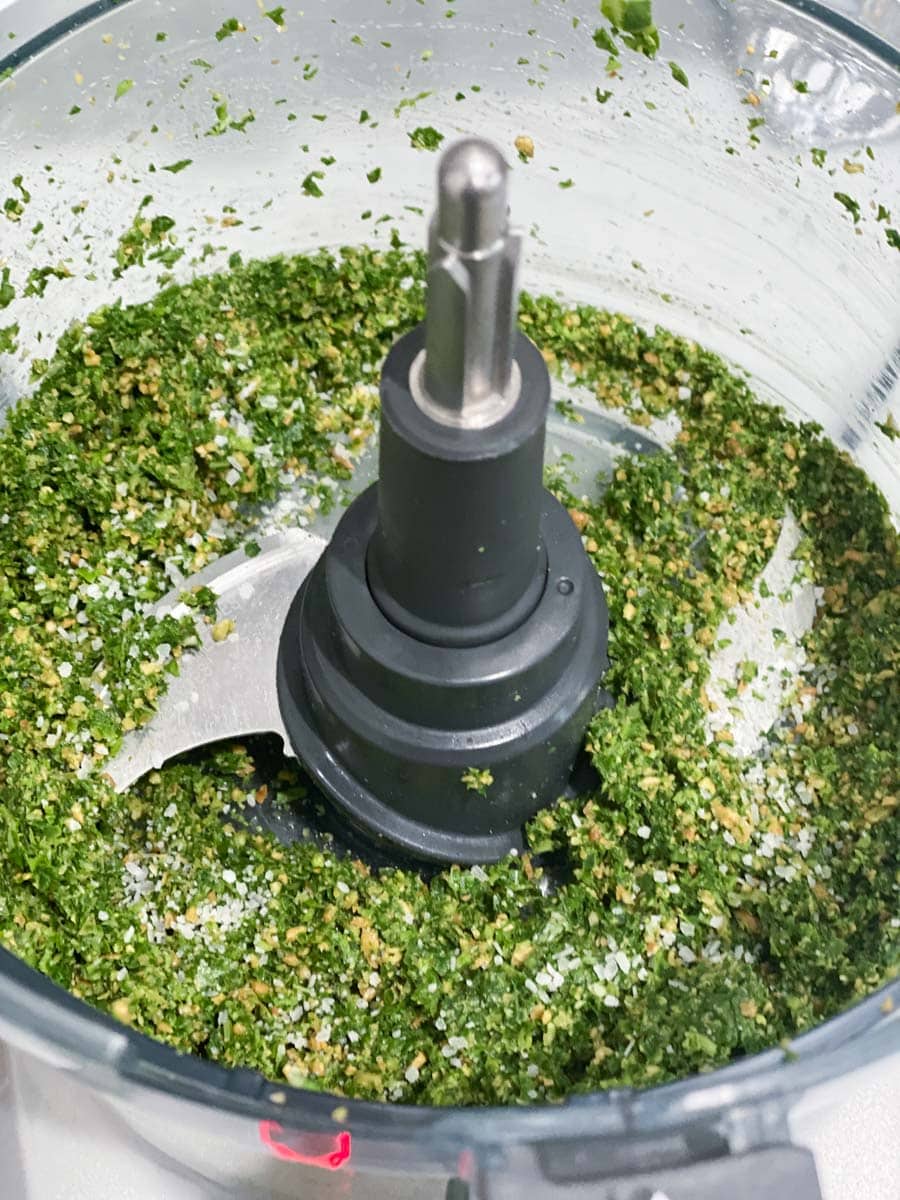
[411,138,522,430]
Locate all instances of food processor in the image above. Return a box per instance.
[0,0,898,1197]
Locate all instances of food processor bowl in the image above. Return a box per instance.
[0,0,897,1197]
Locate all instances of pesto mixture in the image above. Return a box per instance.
[0,248,896,1105]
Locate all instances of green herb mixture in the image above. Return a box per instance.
[0,248,896,1105]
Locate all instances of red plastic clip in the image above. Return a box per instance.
[259,1120,352,1169]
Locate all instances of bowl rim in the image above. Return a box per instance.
[1,0,899,78]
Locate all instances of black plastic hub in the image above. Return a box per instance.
[276,323,610,864]
[368,330,549,648]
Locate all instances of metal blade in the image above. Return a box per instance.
[705,509,820,757]
[105,529,326,792]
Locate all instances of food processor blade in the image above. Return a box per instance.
[106,528,325,792]
[106,137,611,866]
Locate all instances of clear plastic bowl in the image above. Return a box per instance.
[0,2,898,1198]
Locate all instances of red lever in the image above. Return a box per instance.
[259,1120,352,1169]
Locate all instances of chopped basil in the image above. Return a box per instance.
[0,246,895,1109]
[408,126,445,151]
[833,192,861,224]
